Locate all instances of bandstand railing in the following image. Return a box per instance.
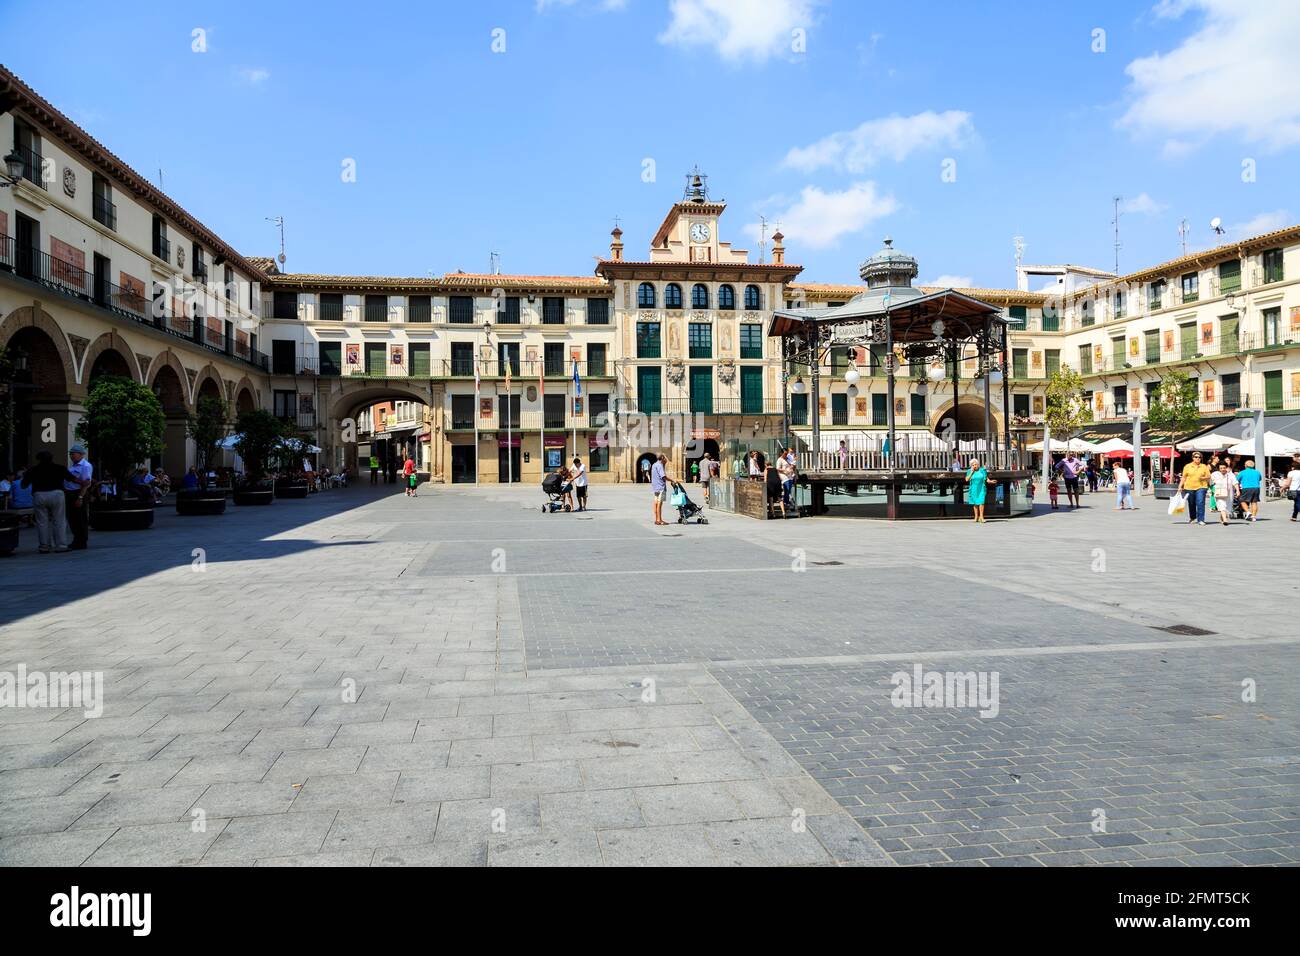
[801,431,1027,473]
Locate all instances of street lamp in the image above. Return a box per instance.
[791,376,806,394]
[1,151,24,187]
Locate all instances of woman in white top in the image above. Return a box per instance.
[1287,463,1300,522]
[1113,464,1132,510]
[1208,463,1239,525]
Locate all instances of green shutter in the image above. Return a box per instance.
[637,367,661,414]
[910,394,926,425]
[1112,337,1126,368]
[1179,323,1197,359]
[1013,349,1028,379]
[689,366,712,413]
[740,366,763,414]
[410,343,430,376]
[1220,316,1239,354]
[320,342,342,376]
[1265,370,1283,410]
[871,393,887,425]
[791,393,808,425]
[1144,330,1160,363]
[366,343,385,375]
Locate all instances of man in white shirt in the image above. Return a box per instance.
[570,456,588,512]
[64,443,94,550]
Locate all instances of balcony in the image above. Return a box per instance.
[619,397,786,416]
[440,359,611,379]
[13,145,45,189]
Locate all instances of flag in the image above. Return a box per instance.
[572,360,582,397]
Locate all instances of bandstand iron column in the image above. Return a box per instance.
[885,304,898,519]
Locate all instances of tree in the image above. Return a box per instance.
[75,376,166,497]
[1146,368,1200,438]
[233,409,285,484]
[1044,364,1092,436]
[186,395,228,489]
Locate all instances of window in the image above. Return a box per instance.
[1013,393,1030,418]
[498,394,521,429]
[1265,369,1284,410]
[1080,300,1094,327]
[586,298,609,324]
[1179,322,1196,359]
[365,342,385,375]
[664,283,683,309]
[1220,314,1239,353]
[448,296,474,323]
[542,297,565,324]
[1262,248,1284,284]
[637,322,661,358]
[689,366,712,414]
[1012,349,1028,379]
[544,343,565,376]
[192,244,207,282]
[830,348,851,377]
[589,393,609,427]
[1112,385,1126,417]
[831,393,848,426]
[637,282,656,308]
[740,366,764,414]
[871,393,887,426]
[272,291,298,320]
[1007,305,1027,329]
[869,344,887,374]
[739,324,763,359]
[637,367,662,414]
[1181,272,1199,303]
[1111,336,1126,368]
[450,342,475,376]
[1263,306,1281,347]
[498,342,520,375]
[1218,259,1241,295]
[1078,346,1092,375]
[410,342,431,376]
[92,173,116,231]
[589,443,609,472]
[272,340,296,375]
[1041,302,1060,332]
[365,295,388,322]
[13,120,43,188]
[791,393,808,426]
[1144,329,1160,363]
[691,284,709,309]
[408,295,432,323]
[1222,372,1241,409]
[451,395,474,430]
[152,215,170,261]
[317,293,343,322]
[319,342,342,376]
[910,394,926,426]
[273,389,297,419]
[544,394,566,429]
[1148,279,1165,310]
[497,296,520,324]
[1113,290,1125,320]
[587,343,607,377]
[224,265,234,301]
[688,323,712,358]
[744,285,761,310]
[718,285,736,310]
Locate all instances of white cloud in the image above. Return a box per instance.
[924,275,974,289]
[237,67,270,85]
[745,181,899,250]
[783,111,974,174]
[1119,1,1300,152]
[1226,209,1292,239]
[1119,192,1166,215]
[658,0,821,63]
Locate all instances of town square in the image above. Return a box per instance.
[0,0,1294,931]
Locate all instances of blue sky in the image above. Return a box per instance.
[7,0,1298,287]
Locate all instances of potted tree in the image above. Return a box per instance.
[78,375,166,531]
[1147,369,1200,499]
[232,408,283,506]
[178,394,229,515]
[272,432,312,499]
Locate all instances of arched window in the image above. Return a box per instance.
[665,283,683,309]
[691,284,709,309]
[744,284,761,309]
[718,284,735,310]
[637,282,656,308]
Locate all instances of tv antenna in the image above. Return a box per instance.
[1013,235,1025,271]
[1111,197,1122,274]
[489,252,501,275]
[1178,219,1190,255]
[265,216,286,268]
[758,215,769,264]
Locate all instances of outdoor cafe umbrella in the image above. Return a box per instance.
[1026,437,1100,453]
[1092,437,1135,457]
[1227,431,1300,458]
[1176,431,1240,452]
[216,434,323,454]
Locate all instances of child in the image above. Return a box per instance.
[1027,478,1036,504]
[1048,478,1060,510]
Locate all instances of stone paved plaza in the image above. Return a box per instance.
[0,482,1297,866]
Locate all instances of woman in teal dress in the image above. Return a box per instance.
[966,458,990,523]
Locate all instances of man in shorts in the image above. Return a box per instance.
[651,453,672,525]
[1056,453,1083,508]
[571,456,588,512]
[1236,458,1262,523]
[698,452,717,506]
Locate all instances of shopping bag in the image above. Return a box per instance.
[1207,488,1217,513]
[670,490,686,507]
[1168,492,1187,516]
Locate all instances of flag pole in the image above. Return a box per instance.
[473,344,481,487]
[539,360,545,479]
[572,358,582,464]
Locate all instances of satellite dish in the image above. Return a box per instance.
[1210,217,1225,235]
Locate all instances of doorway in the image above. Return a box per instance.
[451,445,476,483]
[498,446,521,483]
[635,452,657,483]
[686,438,720,482]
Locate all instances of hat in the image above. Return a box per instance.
[69,444,86,455]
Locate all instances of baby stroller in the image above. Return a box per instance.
[541,472,571,513]
[670,481,708,525]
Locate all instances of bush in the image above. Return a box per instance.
[187,395,228,489]
[76,376,165,496]
[233,409,285,484]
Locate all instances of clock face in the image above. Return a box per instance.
[690,222,710,243]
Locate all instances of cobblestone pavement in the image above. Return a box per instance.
[0,482,1295,866]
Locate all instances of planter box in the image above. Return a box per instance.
[176,490,228,516]
[274,481,310,499]
[89,500,155,532]
[1153,483,1179,500]
[233,487,274,506]
[0,515,19,556]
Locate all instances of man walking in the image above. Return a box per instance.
[1178,451,1211,526]
[369,454,380,485]
[1236,458,1262,522]
[1056,452,1083,508]
[650,453,672,526]
[571,455,588,512]
[64,443,93,550]
[699,452,717,506]
[21,451,75,553]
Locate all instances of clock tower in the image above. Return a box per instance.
[645,167,746,265]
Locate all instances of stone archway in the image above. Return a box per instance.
[192,364,225,409]
[81,330,140,385]
[152,362,190,478]
[328,381,437,481]
[0,306,77,389]
[930,398,1004,438]
[144,350,195,407]
[1,316,75,469]
[232,375,258,415]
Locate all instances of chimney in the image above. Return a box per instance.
[610,226,624,262]
[771,230,785,265]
